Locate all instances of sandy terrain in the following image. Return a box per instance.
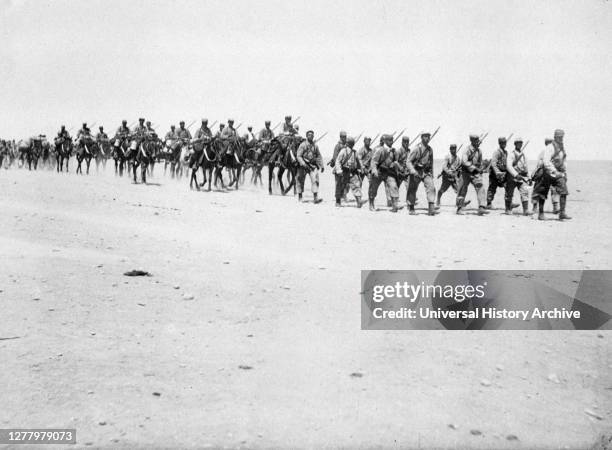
[1,160,611,449]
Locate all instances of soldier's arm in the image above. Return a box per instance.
[542,146,559,177]
[334,148,345,173]
[491,150,504,177]
[406,149,418,175]
[296,143,306,166]
[506,152,519,178]
[461,150,476,172]
[315,146,324,169]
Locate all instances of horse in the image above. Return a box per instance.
[264,136,300,195]
[220,138,244,190]
[95,140,111,172]
[54,137,72,172]
[75,137,95,175]
[128,138,155,184]
[40,139,52,169]
[112,137,129,176]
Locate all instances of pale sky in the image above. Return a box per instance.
[1,0,611,158]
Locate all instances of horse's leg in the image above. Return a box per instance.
[142,162,147,184]
[268,164,275,194]
[278,167,286,194]
[133,162,138,183]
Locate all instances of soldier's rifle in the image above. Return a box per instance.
[392,128,407,145]
[186,120,197,129]
[271,121,282,132]
[291,116,301,126]
[315,131,328,144]
[370,133,380,143]
[355,131,364,143]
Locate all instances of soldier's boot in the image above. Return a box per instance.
[428,202,438,216]
[522,201,530,216]
[355,196,363,208]
[552,202,560,214]
[504,200,513,215]
[456,200,465,215]
[478,206,488,216]
[368,198,376,211]
[391,199,399,213]
[408,204,416,215]
[558,195,572,220]
[298,193,303,202]
[313,193,322,204]
[538,199,545,220]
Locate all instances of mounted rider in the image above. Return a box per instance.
[75,123,94,154]
[55,125,72,148]
[96,126,110,157]
[194,119,212,142]
[177,121,192,143]
[114,120,131,153]
[220,119,239,156]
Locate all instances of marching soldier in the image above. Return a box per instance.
[456,134,488,215]
[406,132,437,215]
[532,129,571,220]
[487,137,509,209]
[194,119,212,140]
[505,137,530,215]
[368,134,400,212]
[296,130,324,204]
[531,138,560,214]
[328,131,347,167]
[437,144,465,206]
[395,135,411,196]
[357,136,374,181]
[333,136,364,207]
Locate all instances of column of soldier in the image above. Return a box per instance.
[53,116,570,221]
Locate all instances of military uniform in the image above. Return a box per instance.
[259,126,274,141]
[487,145,508,207]
[456,141,487,214]
[532,131,570,219]
[505,144,530,214]
[438,150,461,202]
[296,139,323,199]
[405,140,436,214]
[177,126,192,141]
[368,140,400,211]
[356,143,373,178]
[194,125,212,141]
[333,143,363,206]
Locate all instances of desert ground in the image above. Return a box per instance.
[1,159,611,449]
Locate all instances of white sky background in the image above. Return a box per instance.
[1,0,610,159]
